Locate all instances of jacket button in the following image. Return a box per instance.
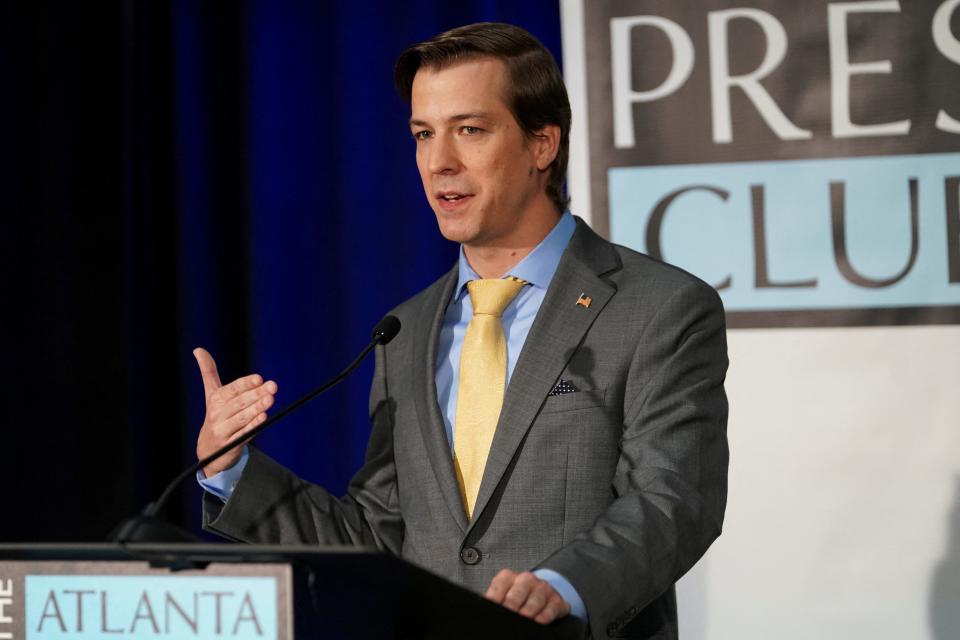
[460,547,481,565]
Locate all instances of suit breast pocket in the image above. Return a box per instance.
[539,388,606,414]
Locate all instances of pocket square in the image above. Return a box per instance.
[548,379,579,396]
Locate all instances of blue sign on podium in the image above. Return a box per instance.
[0,560,291,640]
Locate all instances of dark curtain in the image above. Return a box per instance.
[0,1,562,541]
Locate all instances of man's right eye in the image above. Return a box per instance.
[413,130,432,141]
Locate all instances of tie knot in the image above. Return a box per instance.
[466,277,527,317]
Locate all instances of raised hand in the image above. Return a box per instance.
[193,347,278,478]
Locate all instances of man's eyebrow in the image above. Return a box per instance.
[408,112,494,128]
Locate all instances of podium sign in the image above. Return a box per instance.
[0,561,292,640]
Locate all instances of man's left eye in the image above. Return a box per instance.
[461,126,481,135]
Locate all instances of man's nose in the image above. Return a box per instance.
[427,134,460,174]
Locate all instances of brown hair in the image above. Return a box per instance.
[395,23,571,213]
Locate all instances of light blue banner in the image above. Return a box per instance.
[25,575,277,640]
[609,153,960,312]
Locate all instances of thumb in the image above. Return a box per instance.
[193,347,222,399]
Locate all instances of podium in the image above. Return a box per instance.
[0,543,584,639]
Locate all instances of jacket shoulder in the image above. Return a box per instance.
[571,215,717,297]
[574,221,721,308]
[613,242,716,293]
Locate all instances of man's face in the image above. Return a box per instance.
[409,57,552,249]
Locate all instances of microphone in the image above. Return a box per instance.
[112,315,402,543]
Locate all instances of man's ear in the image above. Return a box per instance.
[532,124,561,171]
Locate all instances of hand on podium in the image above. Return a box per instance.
[193,347,278,478]
[485,569,571,624]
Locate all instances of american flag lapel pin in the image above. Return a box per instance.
[576,293,592,308]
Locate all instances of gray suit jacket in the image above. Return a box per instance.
[204,218,729,639]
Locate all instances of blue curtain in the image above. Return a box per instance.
[147,1,568,537]
[2,0,562,541]
[211,0,561,499]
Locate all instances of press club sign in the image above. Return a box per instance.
[574,0,960,327]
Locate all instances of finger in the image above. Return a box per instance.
[213,373,267,405]
[223,381,278,418]
[232,412,269,444]
[517,583,551,617]
[193,348,223,399]
[502,572,537,612]
[204,376,268,426]
[485,569,517,603]
[215,393,275,438]
[533,595,571,625]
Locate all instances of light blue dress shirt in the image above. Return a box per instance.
[200,211,586,621]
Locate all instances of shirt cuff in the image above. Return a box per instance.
[533,568,588,622]
[196,446,250,502]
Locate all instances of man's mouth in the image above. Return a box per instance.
[438,190,471,200]
[436,191,473,209]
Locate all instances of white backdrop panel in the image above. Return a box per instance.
[678,326,960,640]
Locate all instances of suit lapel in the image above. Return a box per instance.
[411,265,469,533]
[469,220,622,528]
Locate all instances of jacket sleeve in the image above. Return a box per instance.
[202,342,405,555]
[537,280,729,639]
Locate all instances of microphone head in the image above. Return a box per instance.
[372,315,401,345]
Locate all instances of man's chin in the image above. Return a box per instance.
[433,215,477,245]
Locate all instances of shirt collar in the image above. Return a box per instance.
[453,211,576,302]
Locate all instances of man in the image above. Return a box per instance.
[195,23,728,640]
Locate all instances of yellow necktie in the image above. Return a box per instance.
[454,277,527,520]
